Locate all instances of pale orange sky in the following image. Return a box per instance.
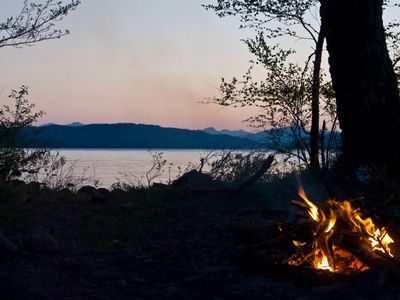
[2,1,397,131]
[1,0,266,131]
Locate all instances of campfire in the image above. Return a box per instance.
[287,175,395,275]
[238,174,400,286]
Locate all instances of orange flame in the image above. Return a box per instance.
[296,174,319,221]
[291,176,395,272]
[317,254,334,272]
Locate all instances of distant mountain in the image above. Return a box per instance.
[66,122,84,126]
[39,122,84,127]
[203,127,251,138]
[27,123,261,149]
[202,126,341,149]
[38,123,57,127]
[203,126,274,144]
[203,127,220,135]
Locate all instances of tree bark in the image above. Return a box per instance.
[320,0,400,175]
[310,28,325,172]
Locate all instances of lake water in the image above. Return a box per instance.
[45,149,235,188]
[39,149,289,188]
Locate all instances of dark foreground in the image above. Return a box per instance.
[1,172,400,299]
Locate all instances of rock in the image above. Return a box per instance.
[152,182,170,188]
[27,181,41,189]
[25,227,59,254]
[121,201,134,211]
[355,267,390,288]
[118,279,127,287]
[91,269,120,279]
[172,170,222,190]
[9,179,25,187]
[0,232,20,255]
[77,185,96,196]
[10,170,22,177]
[111,188,125,195]
[59,188,72,194]
[91,188,110,204]
[131,277,146,283]
[356,165,372,184]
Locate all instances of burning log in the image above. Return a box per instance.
[286,175,398,276]
[238,174,400,286]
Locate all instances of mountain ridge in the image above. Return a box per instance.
[28,123,261,149]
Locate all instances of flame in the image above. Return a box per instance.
[317,254,334,272]
[369,228,394,257]
[293,240,306,247]
[325,209,336,233]
[290,176,395,273]
[296,175,319,221]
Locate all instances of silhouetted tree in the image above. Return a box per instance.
[320,0,400,174]
[0,0,80,182]
[0,0,80,48]
[205,1,332,170]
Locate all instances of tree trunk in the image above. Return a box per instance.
[320,0,400,175]
[310,28,325,172]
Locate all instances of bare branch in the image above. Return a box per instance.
[0,0,80,48]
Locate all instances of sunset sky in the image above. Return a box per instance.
[1,1,398,131]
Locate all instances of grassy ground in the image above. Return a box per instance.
[0,169,399,299]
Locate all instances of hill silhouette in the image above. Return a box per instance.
[28,123,260,149]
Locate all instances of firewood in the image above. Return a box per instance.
[255,223,312,248]
[291,200,310,210]
[344,237,400,275]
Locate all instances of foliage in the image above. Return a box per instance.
[204,0,319,41]
[205,150,272,184]
[24,151,100,191]
[0,0,80,48]
[205,0,334,170]
[384,1,400,86]
[207,39,339,167]
[0,86,95,189]
[205,0,399,170]
[0,86,47,181]
[114,151,168,189]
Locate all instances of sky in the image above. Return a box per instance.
[0,0,264,131]
[1,1,398,131]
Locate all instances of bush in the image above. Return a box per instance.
[0,86,48,182]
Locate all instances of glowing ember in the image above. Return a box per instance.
[289,176,396,273]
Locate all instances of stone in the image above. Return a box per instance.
[59,188,72,194]
[91,188,110,204]
[77,185,96,196]
[121,201,134,211]
[172,170,222,190]
[0,232,20,255]
[10,170,22,177]
[91,269,120,279]
[9,179,25,187]
[27,181,41,189]
[25,227,59,254]
[111,188,125,195]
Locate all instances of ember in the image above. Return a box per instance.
[288,175,395,274]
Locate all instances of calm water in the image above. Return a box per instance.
[49,149,223,188]
[39,149,291,188]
